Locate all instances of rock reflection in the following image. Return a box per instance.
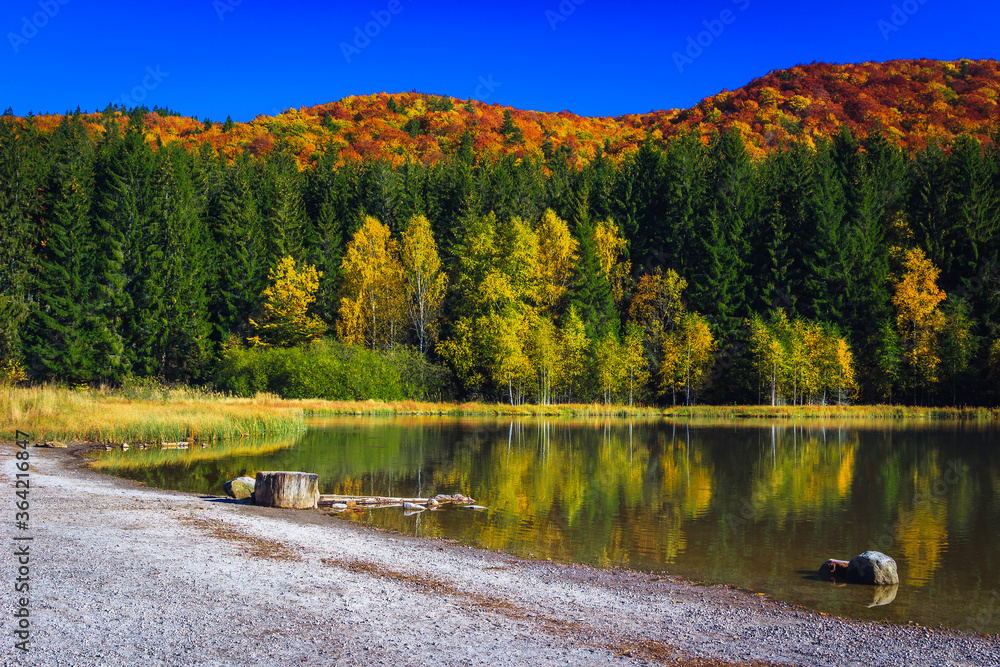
[868,584,899,608]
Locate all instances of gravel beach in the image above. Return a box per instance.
[2,444,998,667]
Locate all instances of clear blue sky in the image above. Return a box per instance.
[2,0,996,121]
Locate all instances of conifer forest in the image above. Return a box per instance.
[2,60,999,407]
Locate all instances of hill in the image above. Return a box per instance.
[19,58,1000,167]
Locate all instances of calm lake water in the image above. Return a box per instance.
[101,416,1000,633]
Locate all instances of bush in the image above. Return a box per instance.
[214,339,453,401]
[383,346,455,401]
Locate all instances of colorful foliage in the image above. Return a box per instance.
[15,59,999,170]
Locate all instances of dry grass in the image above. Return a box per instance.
[283,397,1000,422]
[1,384,305,444]
[6,385,994,447]
[182,516,301,561]
[660,404,1000,422]
[295,398,663,417]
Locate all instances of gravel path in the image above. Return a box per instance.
[2,445,998,667]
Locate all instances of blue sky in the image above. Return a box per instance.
[2,0,997,121]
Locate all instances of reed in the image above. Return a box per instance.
[1,385,305,444]
[292,398,665,417]
[88,436,300,472]
[296,399,1000,421]
[659,404,1000,421]
[5,385,996,446]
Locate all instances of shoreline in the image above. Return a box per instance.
[2,444,997,666]
[7,384,1000,449]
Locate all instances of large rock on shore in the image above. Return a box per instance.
[224,476,256,501]
[845,551,899,585]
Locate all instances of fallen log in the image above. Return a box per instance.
[318,493,474,507]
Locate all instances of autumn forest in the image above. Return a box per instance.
[2,58,999,407]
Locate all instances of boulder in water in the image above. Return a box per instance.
[845,551,899,585]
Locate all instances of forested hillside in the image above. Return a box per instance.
[19,59,1000,167]
[2,58,999,406]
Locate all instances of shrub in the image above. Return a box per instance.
[214,339,453,401]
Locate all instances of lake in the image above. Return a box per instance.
[99,415,1000,634]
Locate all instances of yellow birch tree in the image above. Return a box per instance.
[535,209,578,315]
[893,248,946,398]
[336,216,405,350]
[620,322,649,406]
[527,313,558,405]
[675,313,715,406]
[399,214,447,354]
[593,218,631,306]
[594,330,625,404]
[749,312,787,406]
[556,305,589,403]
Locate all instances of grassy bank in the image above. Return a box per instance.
[285,398,1000,421]
[1,385,306,444]
[5,386,999,446]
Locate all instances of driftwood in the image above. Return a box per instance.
[819,559,850,581]
[318,493,474,508]
[255,471,320,509]
[159,442,189,450]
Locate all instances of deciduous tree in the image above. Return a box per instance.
[249,255,326,347]
[893,248,946,400]
[399,214,447,353]
[337,216,405,350]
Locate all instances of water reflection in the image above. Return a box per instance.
[98,416,1000,633]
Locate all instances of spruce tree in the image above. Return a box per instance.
[143,147,213,381]
[0,111,40,375]
[25,114,95,382]
[569,187,616,337]
[210,159,265,340]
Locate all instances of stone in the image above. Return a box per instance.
[818,558,850,580]
[402,502,425,511]
[223,476,256,501]
[845,551,899,585]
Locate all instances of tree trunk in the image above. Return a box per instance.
[255,471,320,509]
